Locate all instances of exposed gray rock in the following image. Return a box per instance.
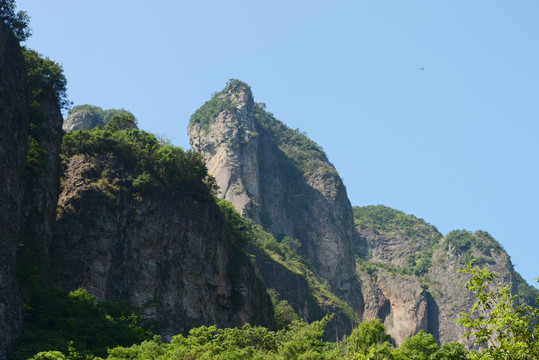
[50,154,274,337]
[63,109,104,131]
[63,107,138,132]
[358,268,428,345]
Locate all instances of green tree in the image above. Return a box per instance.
[434,342,467,360]
[22,48,70,109]
[104,113,137,132]
[345,318,392,357]
[1,0,31,41]
[394,331,439,360]
[456,263,539,359]
[268,289,299,330]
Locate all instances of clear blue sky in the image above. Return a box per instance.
[17,0,539,287]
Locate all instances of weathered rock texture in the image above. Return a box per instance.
[0,21,26,358]
[63,109,104,131]
[50,154,274,338]
[188,81,363,316]
[358,269,428,345]
[63,107,137,132]
[353,205,522,346]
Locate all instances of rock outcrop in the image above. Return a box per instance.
[50,152,274,338]
[358,269,428,345]
[63,106,137,132]
[63,108,104,131]
[188,80,363,316]
[353,205,523,346]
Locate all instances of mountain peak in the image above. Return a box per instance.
[222,79,254,110]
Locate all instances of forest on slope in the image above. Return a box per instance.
[2,1,539,359]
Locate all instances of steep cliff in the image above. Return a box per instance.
[358,268,428,346]
[50,130,274,338]
[0,17,65,356]
[0,20,26,357]
[20,60,64,285]
[188,80,362,315]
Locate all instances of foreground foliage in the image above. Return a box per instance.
[13,260,539,360]
[9,288,151,360]
[18,316,468,360]
[457,263,539,359]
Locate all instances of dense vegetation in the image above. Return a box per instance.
[444,230,504,266]
[61,128,213,195]
[457,263,539,359]
[353,205,440,240]
[9,300,471,359]
[188,84,238,133]
[513,270,539,307]
[23,48,70,110]
[353,205,442,283]
[13,259,536,359]
[9,288,151,360]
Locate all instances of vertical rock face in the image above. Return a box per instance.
[358,269,428,345]
[0,20,64,357]
[21,84,64,284]
[50,154,274,338]
[0,21,26,358]
[188,81,363,314]
[189,83,260,219]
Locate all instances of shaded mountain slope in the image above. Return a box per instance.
[0,19,65,356]
[0,20,27,356]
